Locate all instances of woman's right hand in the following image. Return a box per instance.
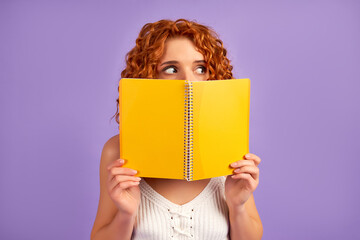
[106,159,141,216]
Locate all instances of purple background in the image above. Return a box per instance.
[1,0,359,239]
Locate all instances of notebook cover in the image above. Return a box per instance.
[192,79,250,180]
[119,78,250,180]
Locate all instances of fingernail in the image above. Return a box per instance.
[234,168,240,173]
[119,159,124,164]
[245,154,251,158]
[132,170,137,174]
[231,162,238,167]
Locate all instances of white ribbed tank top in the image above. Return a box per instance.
[131,176,230,240]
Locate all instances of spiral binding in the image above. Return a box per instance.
[184,80,194,181]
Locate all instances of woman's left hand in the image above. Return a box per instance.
[225,153,261,210]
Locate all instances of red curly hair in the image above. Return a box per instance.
[112,19,234,124]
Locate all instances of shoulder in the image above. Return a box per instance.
[101,134,120,162]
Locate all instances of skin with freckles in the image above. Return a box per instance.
[91,34,263,240]
[157,37,209,81]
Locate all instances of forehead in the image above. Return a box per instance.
[160,37,204,61]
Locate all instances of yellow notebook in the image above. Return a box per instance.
[119,78,250,181]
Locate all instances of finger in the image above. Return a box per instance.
[108,167,138,182]
[233,165,259,180]
[230,160,255,169]
[231,173,258,189]
[107,159,125,170]
[109,175,141,190]
[113,180,140,191]
[109,167,138,176]
[109,175,141,191]
[244,153,261,166]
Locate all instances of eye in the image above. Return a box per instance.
[163,66,177,74]
[195,66,207,74]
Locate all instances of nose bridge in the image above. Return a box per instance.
[184,67,196,81]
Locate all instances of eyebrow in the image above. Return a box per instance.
[160,60,206,66]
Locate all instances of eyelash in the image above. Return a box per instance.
[162,65,177,74]
[195,66,207,74]
[161,65,207,74]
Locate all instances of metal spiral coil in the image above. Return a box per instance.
[183,81,194,181]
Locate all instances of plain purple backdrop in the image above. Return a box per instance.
[1,0,359,239]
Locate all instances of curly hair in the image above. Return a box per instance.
[112,19,234,124]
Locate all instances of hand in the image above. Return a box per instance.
[225,153,261,210]
[107,159,141,216]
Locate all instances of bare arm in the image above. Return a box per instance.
[91,135,140,240]
[228,194,263,240]
[91,210,135,240]
[226,153,263,239]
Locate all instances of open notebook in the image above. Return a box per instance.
[119,78,250,181]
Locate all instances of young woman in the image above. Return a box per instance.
[91,19,263,240]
